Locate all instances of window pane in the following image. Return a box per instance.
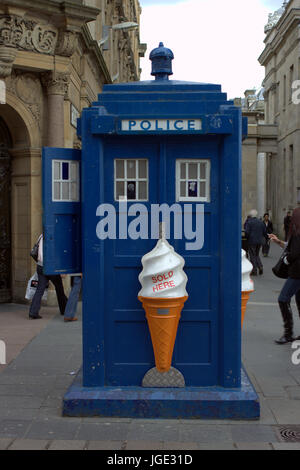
[139,160,147,178]
[62,182,69,200]
[127,181,136,200]
[127,160,136,178]
[188,163,197,179]
[70,163,78,181]
[116,181,125,200]
[62,162,69,180]
[188,181,198,197]
[54,162,60,180]
[54,182,60,200]
[139,181,147,200]
[180,163,186,179]
[70,182,77,201]
[200,163,206,179]
[180,181,186,197]
[200,181,206,198]
[116,160,124,179]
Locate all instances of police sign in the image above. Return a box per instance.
[121,118,202,132]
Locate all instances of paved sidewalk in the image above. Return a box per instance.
[0,244,300,450]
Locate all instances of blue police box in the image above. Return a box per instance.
[42,43,259,418]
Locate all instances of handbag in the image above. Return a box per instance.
[30,235,42,262]
[272,250,289,279]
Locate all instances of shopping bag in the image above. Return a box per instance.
[25,272,48,301]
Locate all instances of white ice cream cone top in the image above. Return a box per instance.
[241,249,254,292]
[138,238,188,298]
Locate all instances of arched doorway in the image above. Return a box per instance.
[0,118,12,302]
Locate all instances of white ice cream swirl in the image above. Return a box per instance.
[242,249,254,292]
[138,238,188,298]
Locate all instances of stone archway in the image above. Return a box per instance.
[0,118,12,302]
[0,94,42,303]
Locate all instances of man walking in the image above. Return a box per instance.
[262,213,273,257]
[245,210,267,276]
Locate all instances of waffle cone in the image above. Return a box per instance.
[241,290,254,328]
[139,296,188,372]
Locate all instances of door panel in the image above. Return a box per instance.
[103,136,220,386]
[42,147,81,275]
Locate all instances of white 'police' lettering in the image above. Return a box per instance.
[121,119,202,132]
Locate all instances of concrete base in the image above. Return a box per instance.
[63,367,260,420]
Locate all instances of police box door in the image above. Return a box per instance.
[86,135,219,387]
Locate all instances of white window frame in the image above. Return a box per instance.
[176,159,211,202]
[114,159,149,202]
[52,160,80,202]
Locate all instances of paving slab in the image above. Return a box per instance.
[235,442,273,450]
[197,443,236,450]
[162,441,198,450]
[127,422,179,442]
[0,419,32,439]
[272,442,300,450]
[266,399,300,424]
[125,441,164,450]
[87,440,124,450]
[76,422,130,441]
[48,440,87,450]
[8,439,49,450]
[178,425,232,443]
[230,424,278,443]
[0,438,13,450]
[25,419,81,440]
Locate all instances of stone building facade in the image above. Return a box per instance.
[236,89,277,226]
[0,0,145,303]
[259,0,300,235]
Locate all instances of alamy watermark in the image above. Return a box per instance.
[95,201,205,250]
[291,340,300,365]
[0,340,6,365]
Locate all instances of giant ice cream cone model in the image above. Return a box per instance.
[241,249,254,328]
[138,237,188,378]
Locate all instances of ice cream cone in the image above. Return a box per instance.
[139,295,188,372]
[241,290,254,328]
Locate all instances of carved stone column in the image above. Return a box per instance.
[41,71,69,147]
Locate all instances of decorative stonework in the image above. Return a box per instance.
[55,30,78,57]
[0,15,58,54]
[5,71,42,125]
[41,71,70,96]
[264,2,288,34]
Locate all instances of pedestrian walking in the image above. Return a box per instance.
[269,207,300,344]
[262,213,273,257]
[29,234,68,319]
[245,209,267,276]
[63,274,82,323]
[284,211,292,241]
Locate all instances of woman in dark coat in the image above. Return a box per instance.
[270,207,300,344]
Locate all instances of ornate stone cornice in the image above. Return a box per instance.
[41,71,70,96]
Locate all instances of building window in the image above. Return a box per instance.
[114,159,148,201]
[176,160,210,202]
[283,75,287,108]
[289,65,294,102]
[52,160,79,202]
